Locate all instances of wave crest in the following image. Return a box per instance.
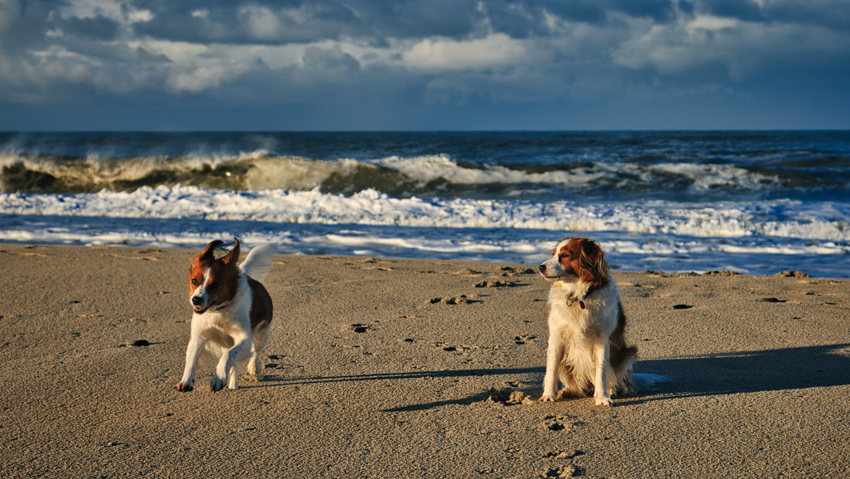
[0,150,809,201]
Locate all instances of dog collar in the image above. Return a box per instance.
[215,298,235,311]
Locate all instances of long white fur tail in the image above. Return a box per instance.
[632,373,670,391]
[239,243,276,281]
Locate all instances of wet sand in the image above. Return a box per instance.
[0,244,848,478]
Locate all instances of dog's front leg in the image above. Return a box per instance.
[540,331,565,402]
[211,334,250,392]
[592,336,614,407]
[175,329,207,392]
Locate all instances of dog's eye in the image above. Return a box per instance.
[559,253,569,258]
[191,278,199,286]
[209,282,220,289]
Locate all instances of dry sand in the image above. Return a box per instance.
[0,244,848,478]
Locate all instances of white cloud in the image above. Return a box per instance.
[686,15,739,33]
[57,0,124,20]
[402,33,531,72]
[167,64,237,93]
[239,5,283,41]
[127,9,154,24]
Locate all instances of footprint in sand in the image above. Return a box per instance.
[429,294,480,304]
[499,266,536,276]
[480,388,535,405]
[514,334,537,345]
[543,415,582,431]
[543,450,584,459]
[342,323,373,333]
[475,280,520,288]
[541,465,584,478]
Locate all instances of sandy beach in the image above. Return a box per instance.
[0,243,848,478]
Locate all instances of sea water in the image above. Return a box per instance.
[1,131,848,277]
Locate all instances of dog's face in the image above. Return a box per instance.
[539,237,608,284]
[189,239,241,314]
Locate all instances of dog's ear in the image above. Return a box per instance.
[221,237,241,266]
[579,239,607,282]
[199,240,225,262]
[592,250,609,280]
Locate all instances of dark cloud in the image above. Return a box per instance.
[0,0,848,129]
[527,0,676,25]
[699,0,765,22]
[764,0,850,31]
[127,0,487,44]
[0,0,54,54]
[303,45,360,71]
[127,0,678,45]
[131,1,367,44]
[52,15,121,41]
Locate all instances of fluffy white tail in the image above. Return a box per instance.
[239,243,276,281]
[632,373,670,391]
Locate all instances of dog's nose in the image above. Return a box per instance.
[192,297,202,306]
[539,264,546,273]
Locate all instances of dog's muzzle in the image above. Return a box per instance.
[191,296,210,313]
[539,258,561,279]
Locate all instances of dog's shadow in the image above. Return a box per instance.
[628,342,850,402]
[260,343,850,410]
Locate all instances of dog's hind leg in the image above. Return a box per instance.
[212,335,250,391]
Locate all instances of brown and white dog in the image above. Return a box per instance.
[175,238,276,392]
[538,237,665,406]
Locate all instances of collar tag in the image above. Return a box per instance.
[567,295,586,309]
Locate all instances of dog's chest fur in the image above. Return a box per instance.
[547,279,620,345]
[193,276,252,345]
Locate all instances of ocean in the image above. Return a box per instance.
[1,131,849,278]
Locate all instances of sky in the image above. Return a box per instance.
[0,0,849,131]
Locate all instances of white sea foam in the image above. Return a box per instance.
[2,185,848,241]
[2,185,849,277]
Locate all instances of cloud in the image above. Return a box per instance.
[611,9,850,79]
[403,33,531,72]
[0,0,848,129]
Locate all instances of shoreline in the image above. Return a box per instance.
[1,244,848,477]
[0,239,840,281]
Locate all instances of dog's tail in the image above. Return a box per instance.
[239,243,277,281]
[631,373,670,391]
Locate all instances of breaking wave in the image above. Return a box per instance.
[0,151,830,202]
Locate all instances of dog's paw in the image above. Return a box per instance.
[210,375,227,392]
[594,396,614,407]
[174,381,194,392]
[556,389,574,400]
[539,394,557,402]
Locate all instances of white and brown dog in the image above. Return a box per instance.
[175,238,276,392]
[538,237,665,406]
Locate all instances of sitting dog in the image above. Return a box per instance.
[175,238,276,392]
[538,237,665,406]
